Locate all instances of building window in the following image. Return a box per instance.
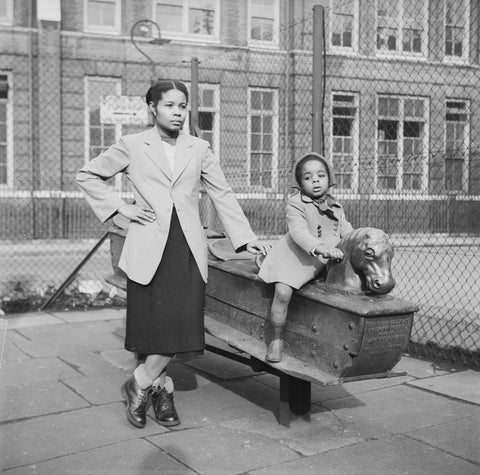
[0,74,12,187]
[445,100,469,192]
[376,0,427,55]
[248,0,279,47]
[84,0,121,34]
[154,0,220,40]
[248,88,278,189]
[330,0,358,51]
[376,95,428,191]
[331,93,358,191]
[445,0,469,61]
[85,77,123,188]
[197,84,220,153]
[0,0,13,25]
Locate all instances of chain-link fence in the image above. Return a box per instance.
[1,1,479,368]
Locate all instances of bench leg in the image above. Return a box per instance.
[279,373,291,427]
[278,374,312,427]
[289,377,311,420]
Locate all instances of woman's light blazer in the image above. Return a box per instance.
[76,127,256,285]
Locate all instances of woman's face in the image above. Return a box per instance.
[149,89,188,134]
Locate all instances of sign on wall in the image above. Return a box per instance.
[100,95,149,125]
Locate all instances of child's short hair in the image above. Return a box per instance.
[294,153,335,187]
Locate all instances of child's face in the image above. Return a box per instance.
[299,159,329,201]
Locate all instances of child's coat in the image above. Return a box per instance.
[258,191,353,289]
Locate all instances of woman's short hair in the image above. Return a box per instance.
[145,80,189,106]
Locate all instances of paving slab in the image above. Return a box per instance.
[0,403,167,471]
[60,350,131,376]
[147,425,300,474]
[393,355,452,378]
[172,379,275,428]
[1,333,32,363]
[408,414,480,465]
[101,348,137,371]
[62,369,129,405]
[0,356,81,387]
[222,410,364,457]
[407,370,480,405]
[248,434,480,475]
[50,308,125,324]
[253,372,413,404]
[164,360,219,391]
[0,380,89,422]
[218,376,282,414]
[4,438,195,475]
[321,384,480,440]
[2,312,64,330]
[13,320,124,357]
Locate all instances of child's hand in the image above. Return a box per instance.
[318,248,344,261]
[246,239,272,255]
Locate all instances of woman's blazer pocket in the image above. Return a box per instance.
[119,221,169,285]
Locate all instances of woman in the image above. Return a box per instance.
[76,80,267,428]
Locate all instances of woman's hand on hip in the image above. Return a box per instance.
[117,204,156,225]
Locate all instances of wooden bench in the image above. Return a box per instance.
[106,225,417,426]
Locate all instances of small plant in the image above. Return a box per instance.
[0,277,126,314]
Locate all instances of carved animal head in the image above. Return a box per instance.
[326,227,395,295]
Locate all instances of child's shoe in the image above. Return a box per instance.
[265,322,285,362]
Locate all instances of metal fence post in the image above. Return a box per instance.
[312,5,325,155]
[190,57,200,137]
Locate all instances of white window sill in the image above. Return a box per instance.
[84,26,121,35]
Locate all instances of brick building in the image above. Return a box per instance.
[1,0,480,238]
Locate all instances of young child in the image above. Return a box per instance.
[258,152,353,362]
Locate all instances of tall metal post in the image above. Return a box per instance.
[312,5,325,155]
[190,57,200,137]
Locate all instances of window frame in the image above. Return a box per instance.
[443,0,470,63]
[0,0,13,25]
[444,99,470,192]
[329,0,359,53]
[375,0,429,58]
[247,0,280,48]
[247,87,279,190]
[375,94,429,193]
[153,0,221,42]
[185,82,220,159]
[84,76,123,190]
[0,72,13,189]
[196,83,220,158]
[84,0,121,35]
[330,92,359,192]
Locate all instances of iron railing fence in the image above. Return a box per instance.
[0,1,478,367]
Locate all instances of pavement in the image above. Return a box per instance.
[0,308,479,475]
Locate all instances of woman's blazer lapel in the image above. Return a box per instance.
[142,127,172,181]
[172,133,195,185]
[141,128,195,185]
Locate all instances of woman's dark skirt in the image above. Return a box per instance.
[125,208,205,356]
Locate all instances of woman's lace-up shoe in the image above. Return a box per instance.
[121,375,150,428]
[151,376,180,427]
